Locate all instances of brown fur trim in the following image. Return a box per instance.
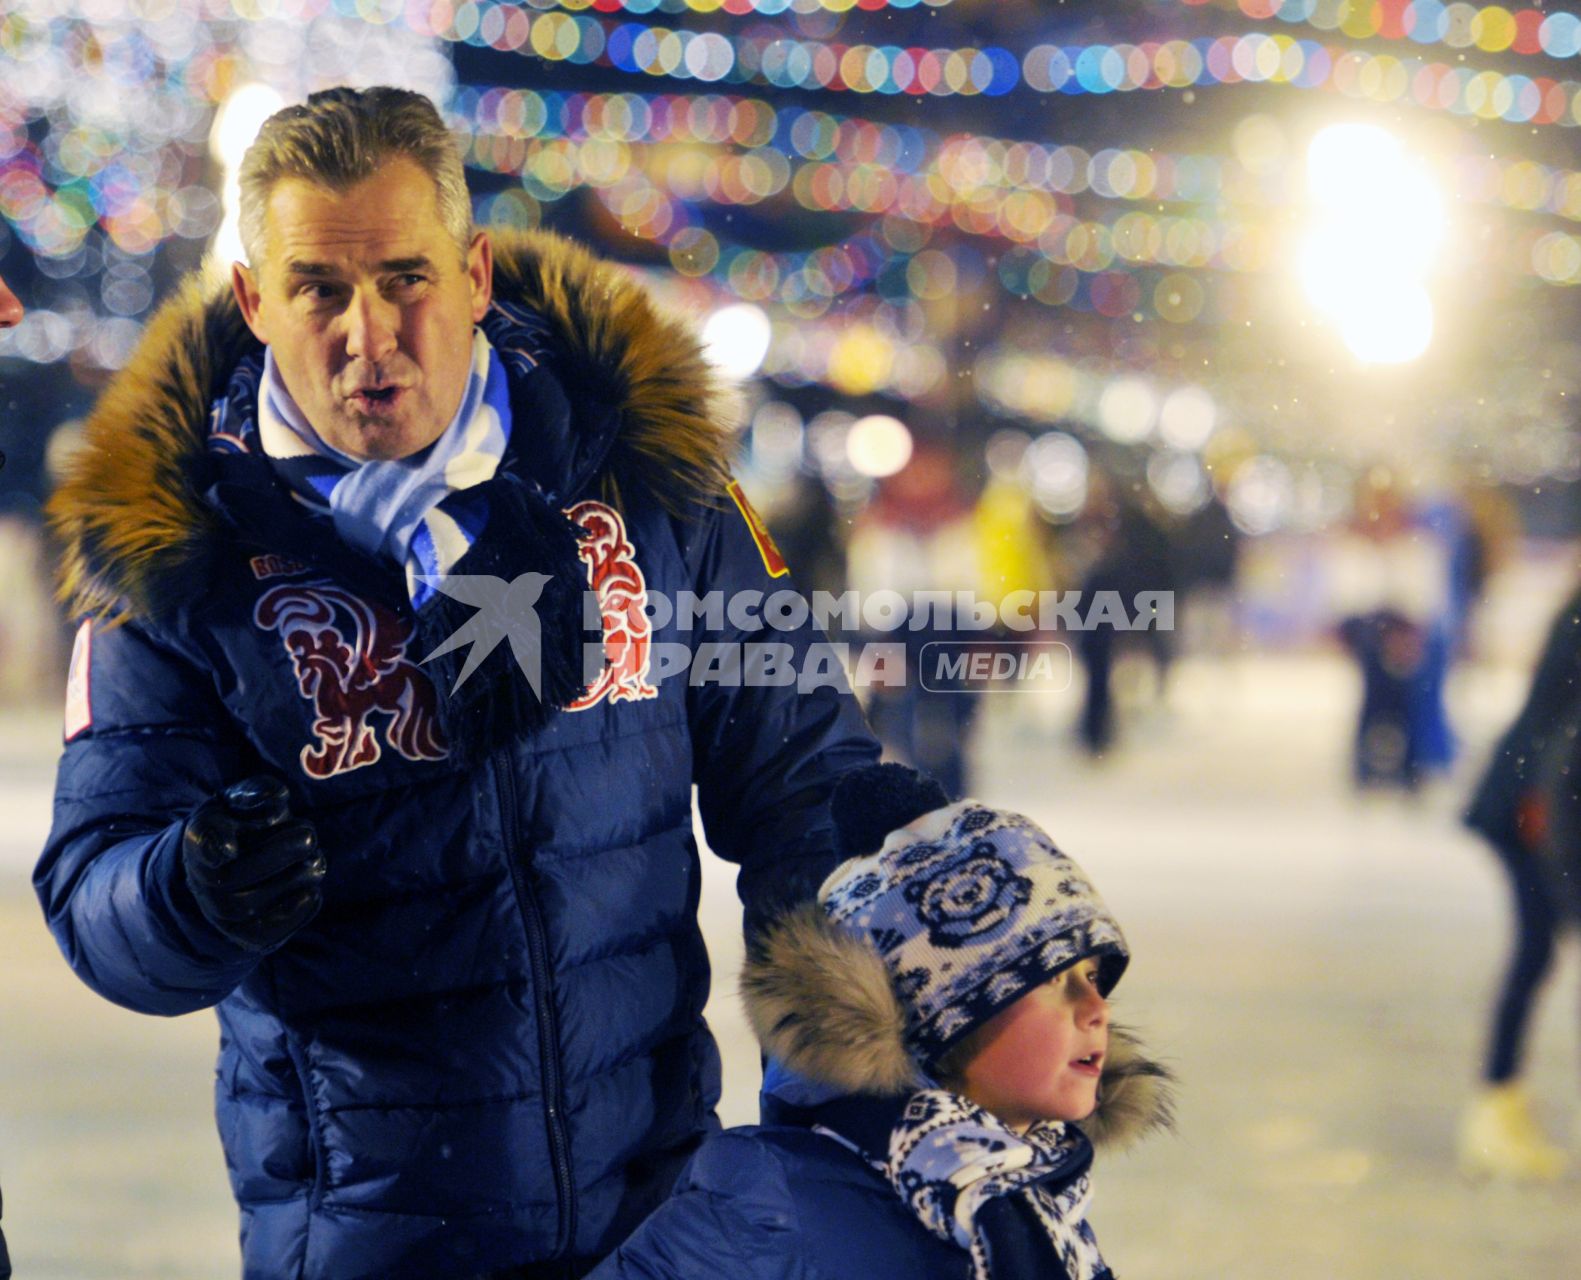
[741,903,923,1096]
[47,228,735,621]
[1078,1023,1176,1152]
[49,265,242,621]
[487,227,734,516]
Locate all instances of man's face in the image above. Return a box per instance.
[0,272,22,329]
[231,157,491,462]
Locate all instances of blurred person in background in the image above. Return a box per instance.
[1329,473,1456,789]
[1073,475,1175,758]
[1458,584,1581,1182]
[0,257,19,1280]
[33,86,876,1279]
[846,447,980,796]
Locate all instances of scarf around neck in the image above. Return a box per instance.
[825,1088,1111,1280]
[255,327,511,610]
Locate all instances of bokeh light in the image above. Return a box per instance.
[1299,123,1445,363]
[846,414,915,478]
[701,302,773,379]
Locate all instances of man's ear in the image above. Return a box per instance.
[466,230,493,323]
[231,261,270,345]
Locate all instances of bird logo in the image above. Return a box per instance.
[417,571,552,699]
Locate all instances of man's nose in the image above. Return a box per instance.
[341,289,397,363]
[0,275,23,330]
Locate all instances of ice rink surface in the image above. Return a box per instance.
[2,652,1577,1278]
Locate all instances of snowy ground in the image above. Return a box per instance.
[1,651,1577,1278]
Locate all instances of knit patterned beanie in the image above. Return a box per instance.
[818,764,1128,1069]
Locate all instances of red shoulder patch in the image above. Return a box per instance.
[726,480,790,580]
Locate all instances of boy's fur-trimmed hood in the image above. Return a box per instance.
[743,903,1175,1152]
[47,227,735,621]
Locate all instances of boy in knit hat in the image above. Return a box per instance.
[589,764,1173,1280]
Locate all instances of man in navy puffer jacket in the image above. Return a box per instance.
[35,87,877,1279]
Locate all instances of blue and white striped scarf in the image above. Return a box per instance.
[255,327,511,610]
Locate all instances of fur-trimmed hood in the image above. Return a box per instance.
[743,903,1175,1152]
[47,227,734,622]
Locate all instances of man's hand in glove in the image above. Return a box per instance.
[182,776,326,950]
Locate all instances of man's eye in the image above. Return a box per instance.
[393,274,426,289]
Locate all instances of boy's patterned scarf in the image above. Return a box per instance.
[881,1089,1111,1280]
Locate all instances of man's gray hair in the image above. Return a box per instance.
[237,86,472,269]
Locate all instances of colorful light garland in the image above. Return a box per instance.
[1177,0,1581,62]
[458,83,1581,290]
[396,0,1581,126]
[538,0,954,15]
[464,125,1256,327]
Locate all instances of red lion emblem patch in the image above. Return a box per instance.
[565,500,658,711]
[254,582,451,779]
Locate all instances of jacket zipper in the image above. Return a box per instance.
[494,749,577,1259]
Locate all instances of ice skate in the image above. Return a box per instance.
[1457,1083,1568,1183]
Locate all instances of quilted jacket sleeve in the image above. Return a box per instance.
[34,615,261,1016]
[680,486,880,936]
[585,1134,812,1280]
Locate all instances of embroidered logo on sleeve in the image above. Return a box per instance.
[726,479,789,579]
[64,619,93,741]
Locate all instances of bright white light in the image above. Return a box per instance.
[210,83,286,167]
[846,415,914,478]
[1024,431,1089,519]
[1338,285,1434,365]
[701,303,773,380]
[1096,377,1156,443]
[1307,124,1402,210]
[1299,123,1445,364]
[210,84,286,268]
[1158,386,1217,451]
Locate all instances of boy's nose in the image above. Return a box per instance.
[1081,989,1109,1029]
[0,275,23,329]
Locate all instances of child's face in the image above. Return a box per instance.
[953,959,1109,1129]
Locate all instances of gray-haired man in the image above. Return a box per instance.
[38,86,877,1278]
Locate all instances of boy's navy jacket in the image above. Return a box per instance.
[36,229,879,1280]
[587,1050,1169,1280]
[588,1113,974,1280]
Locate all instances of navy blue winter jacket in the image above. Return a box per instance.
[586,1066,1162,1280]
[36,229,878,1279]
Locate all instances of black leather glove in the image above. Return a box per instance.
[182,776,326,950]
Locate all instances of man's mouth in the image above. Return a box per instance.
[348,386,405,413]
